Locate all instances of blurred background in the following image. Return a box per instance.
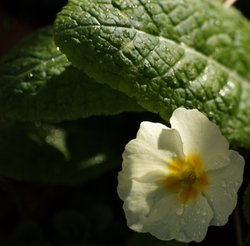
[0,0,250,245]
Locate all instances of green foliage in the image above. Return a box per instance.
[0,26,142,122]
[0,114,137,184]
[0,0,249,245]
[243,183,250,225]
[54,0,250,148]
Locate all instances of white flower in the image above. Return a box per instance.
[213,0,237,8]
[223,0,237,8]
[117,108,244,243]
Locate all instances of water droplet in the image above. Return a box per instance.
[73,37,81,44]
[208,111,214,117]
[29,73,33,78]
[124,30,130,38]
[202,75,207,80]
[51,58,55,62]
[175,206,184,216]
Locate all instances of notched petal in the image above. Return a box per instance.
[170,107,230,170]
[158,128,184,158]
[204,150,244,225]
[117,108,245,243]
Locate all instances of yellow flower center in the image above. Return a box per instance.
[163,154,209,203]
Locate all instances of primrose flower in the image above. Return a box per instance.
[223,0,237,8]
[117,108,244,243]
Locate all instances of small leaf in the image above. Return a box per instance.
[0,26,142,122]
[54,0,250,147]
[243,183,250,225]
[45,127,70,160]
[0,114,136,184]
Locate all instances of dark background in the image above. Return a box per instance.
[0,0,250,245]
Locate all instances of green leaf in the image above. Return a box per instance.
[243,183,250,225]
[0,26,142,122]
[54,0,250,147]
[0,114,134,184]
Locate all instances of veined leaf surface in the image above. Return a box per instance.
[0,26,142,122]
[55,0,250,147]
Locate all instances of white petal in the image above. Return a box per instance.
[143,194,213,242]
[170,108,229,170]
[134,121,183,156]
[117,121,186,233]
[121,121,184,179]
[117,176,166,231]
[204,150,244,225]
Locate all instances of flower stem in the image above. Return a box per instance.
[234,205,243,246]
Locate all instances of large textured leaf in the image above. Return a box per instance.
[0,26,142,122]
[54,0,250,147]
